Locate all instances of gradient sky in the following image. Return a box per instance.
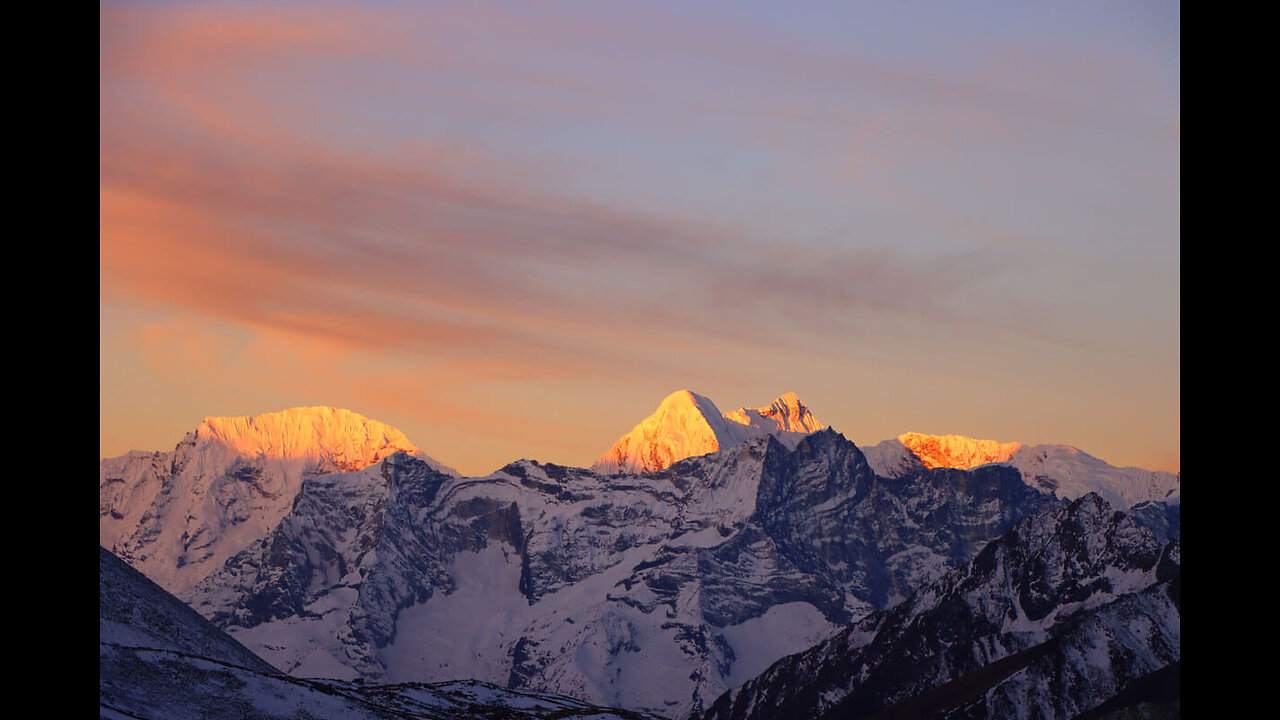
[100,1,1179,476]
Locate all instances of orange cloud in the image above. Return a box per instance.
[100,2,1151,390]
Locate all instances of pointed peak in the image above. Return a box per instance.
[593,389,826,474]
[774,391,802,407]
[591,390,729,475]
[657,389,720,413]
[728,392,824,434]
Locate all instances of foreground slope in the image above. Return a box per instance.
[184,430,1056,717]
[101,545,661,720]
[696,493,1180,720]
[100,406,456,595]
[100,545,278,675]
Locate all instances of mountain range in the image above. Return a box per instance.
[99,392,1180,719]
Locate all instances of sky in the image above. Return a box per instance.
[100,1,1179,476]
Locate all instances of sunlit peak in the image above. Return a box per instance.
[897,431,1022,470]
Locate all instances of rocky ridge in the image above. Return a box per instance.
[695,493,1180,720]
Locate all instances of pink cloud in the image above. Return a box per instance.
[99,1,1096,398]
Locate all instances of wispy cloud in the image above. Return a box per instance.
[101,3,1015,377]
[100,2,1179,473]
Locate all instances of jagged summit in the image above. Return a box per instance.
[724,391,825,435]
[592,390,824,474]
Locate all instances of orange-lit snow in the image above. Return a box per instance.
[100,406,456,595]
[896,431,1023,470]
[196,406,426,472]
[593,390,822,474]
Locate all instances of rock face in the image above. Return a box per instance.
[592,391,824,474]
[863,433,1180,510]
[100,406,457,595]
[182,429,1056,718]
[695,494,1180,720]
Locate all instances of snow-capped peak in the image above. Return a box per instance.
[592,390,823,474]
[100,406,458,596]
[895,431,1022,470]
[865,432,1180,511]
[193,406,440,473]
[724,391,825,435]
[591,390,732,475]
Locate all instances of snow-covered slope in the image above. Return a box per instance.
[184,430,1055,718]
[698,494,1181,720]
[101,545,662,720]
[100,406,457,595]
[592,391,823,474]
[863,432,1179,510]
[1002,442,1180,509]
[896,431,1023,469]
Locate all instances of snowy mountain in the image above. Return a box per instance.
[178,429,1055,717]
[592,391,823,474]
[722,391,825,435]
[696,493,1180,720]
[893,432,1024,470]
[99,396,1180,718]
[862,432,1180,510]
[591,392,1177,510]
[100,406,457,595]
[101,545,663,720]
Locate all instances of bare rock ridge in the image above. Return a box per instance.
[592,390,825,474]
